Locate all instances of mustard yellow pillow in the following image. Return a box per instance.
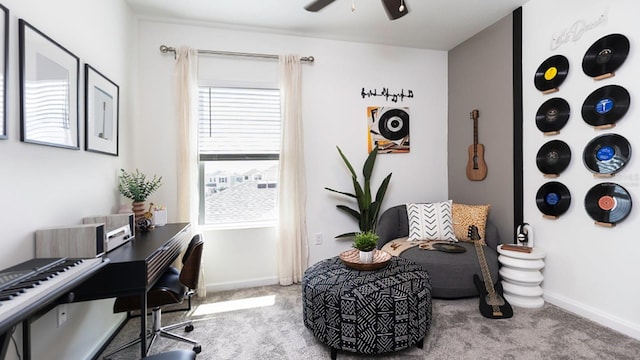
[452,203,490,245]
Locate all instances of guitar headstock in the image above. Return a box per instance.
[467,225,481,241]
[470,109,479,121]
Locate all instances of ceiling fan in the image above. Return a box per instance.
[305,0,409,21]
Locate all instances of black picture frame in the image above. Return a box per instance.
[85,64,119,156]
[19,19,79,149]
[0,5,8,140]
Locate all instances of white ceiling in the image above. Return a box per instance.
[125,0,530,51]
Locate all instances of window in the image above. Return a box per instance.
[198,87,281,227]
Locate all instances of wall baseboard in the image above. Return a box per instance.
[206,276,279,293]
[545,291,640,341]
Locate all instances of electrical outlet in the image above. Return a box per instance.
[57,304,68,327]
[314,233,323,245]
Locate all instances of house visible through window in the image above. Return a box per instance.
[198,87,281,227]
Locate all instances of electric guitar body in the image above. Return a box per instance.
[466,109,488,181]
[468,225,513,319]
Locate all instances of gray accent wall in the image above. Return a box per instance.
[448,14,514,244]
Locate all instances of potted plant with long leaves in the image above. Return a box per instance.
[118,169,162,220]
[325,145,392,238]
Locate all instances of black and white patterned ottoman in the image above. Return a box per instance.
[302,256,432,359]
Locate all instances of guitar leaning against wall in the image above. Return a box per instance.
[466,109,488,181]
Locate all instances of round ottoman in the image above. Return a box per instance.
[302,256,432,359]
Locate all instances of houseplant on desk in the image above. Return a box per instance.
[353,231,379,264]
[118,169,162,220]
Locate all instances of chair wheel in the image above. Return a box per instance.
[193,345,202,353]
[185,324,194,332]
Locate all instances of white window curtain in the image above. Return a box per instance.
[277,54,309,285]
[175,46,206,297]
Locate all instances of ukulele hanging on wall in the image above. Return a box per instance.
[466,109,488,181]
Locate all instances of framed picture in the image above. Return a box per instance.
[0,5,8,140]
[85,64,119,156]
[19,19,79,149]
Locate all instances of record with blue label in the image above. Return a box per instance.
[581,85,630,127]
[536,181,571,217]
[582,34,630,78]
[583,133,631,175]
[534,55,569,92]
[536,97,570,133]
[584,182,632,224]
[536,140,571,175]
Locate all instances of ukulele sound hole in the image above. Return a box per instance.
[485,294,506,306]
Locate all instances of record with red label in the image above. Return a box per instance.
[581,85,630,127]
[536,140,571,175]
[582,33,630,78]
[536,181,571,217]
[536,97,570,133]
[583,133,631,175]
[584,182,632,224]
[534,55,569,92]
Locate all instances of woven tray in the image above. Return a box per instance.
[339,248,392,271]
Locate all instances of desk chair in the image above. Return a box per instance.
[104,234,204,359]
[142,349,196,360]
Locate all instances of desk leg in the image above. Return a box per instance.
[140,293,148,357]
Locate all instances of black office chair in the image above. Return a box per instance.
[142,349,197,360]
[103,234,204,359]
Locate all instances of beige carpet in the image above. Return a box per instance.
[99,284,640,360]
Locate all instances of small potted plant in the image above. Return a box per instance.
[353,231,379,264]
[118,169,162,219]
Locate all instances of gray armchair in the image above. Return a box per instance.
[376,204,501,299]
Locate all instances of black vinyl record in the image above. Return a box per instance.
[582,33,630,78]
[581,85,630,127]
[536,181,571,217]
[583,133,631,175]
[584,182,632,224]
[534,55,569,92]
[536,97,570,132]
[378,108,409,141]
[536,140,571,175]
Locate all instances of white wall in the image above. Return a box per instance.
[522,0,640,339]
[0,0,135,359]
[135,19,449,291]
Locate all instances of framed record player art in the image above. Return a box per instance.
[367,106,410,153]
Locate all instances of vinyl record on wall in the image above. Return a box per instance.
[584,182,632,224]
[536,140,571,175]
[583,133,631,175]
[535,97,570,132]
[536,181,571,217]
[534,55,569,92]
[581,85,630,127]
[582,33,630,78]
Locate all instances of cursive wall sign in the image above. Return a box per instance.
[550,9,608,51]
[361,87,414,103]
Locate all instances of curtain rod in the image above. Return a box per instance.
[159,45,315,63]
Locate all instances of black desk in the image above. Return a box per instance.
[74,222,192,357]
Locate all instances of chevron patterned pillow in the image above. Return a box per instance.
[406,201,458,241]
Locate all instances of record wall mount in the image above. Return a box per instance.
[583,133,631,176]
[536,140,571,176]
[536,181,571,218]
[535,97,570,134]
[581,85,630,128]
[534,55,569,93]
[584,182,632,225]
[582,33,630,79]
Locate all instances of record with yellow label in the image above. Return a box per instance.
[534,55,569,92]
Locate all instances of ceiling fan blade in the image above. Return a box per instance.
[381,0,409,20]
[305,0,337,12]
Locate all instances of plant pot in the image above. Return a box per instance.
[359,250,374,264]
[131,201,146,220]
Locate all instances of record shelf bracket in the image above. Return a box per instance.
[594,173,614,179]
[543,131,560,136]
[543,174,559,178]
[542,215,559,220]
[594,124,615,130]
[542,88,559,95]
[593,72,615,81]
[595,221,615,228]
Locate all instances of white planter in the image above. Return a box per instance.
[359,250,374,264]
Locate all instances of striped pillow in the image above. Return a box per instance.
[406,201,457,241]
